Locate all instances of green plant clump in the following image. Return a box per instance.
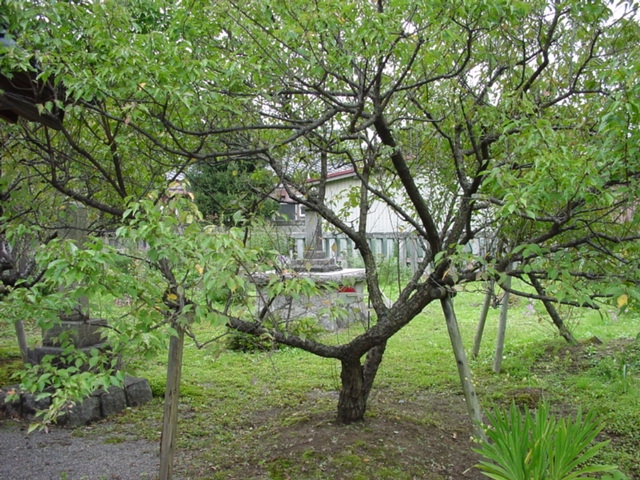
[474,402,627,480]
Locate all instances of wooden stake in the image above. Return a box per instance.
[14,320,30,365]
[441,297,486,440]
[159,325,185,480]
[493,274,512,374]
[473,280,494,358]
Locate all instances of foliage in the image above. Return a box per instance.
[10,350,124,432]
[244,218,295,257]
[2,198,338,427]
[474,402,623,480]
[3,0,640,439]
[189,159,278,225]
[1,0,262,224]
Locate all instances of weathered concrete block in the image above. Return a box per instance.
[124,376,153,407]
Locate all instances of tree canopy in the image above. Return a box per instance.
[2,0,640,444]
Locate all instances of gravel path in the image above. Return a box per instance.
[0,418,160,480]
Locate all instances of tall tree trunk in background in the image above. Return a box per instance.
[528,274,578,345]
[337,342,387,424]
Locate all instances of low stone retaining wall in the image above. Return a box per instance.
[0,376,152,426]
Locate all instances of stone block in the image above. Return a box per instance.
[21,391,52,415]
[28,344,107,369]
[124,376,153,407]
[59,395,101,426]
[94,385,127,417]
[0,386,23,417]
[254,268,368,331]
[43,318,107,347]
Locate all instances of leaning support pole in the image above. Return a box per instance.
[159,325,185,480]
[528,274,578,345]
[14,320,31,365]
[493,274,512,374]
[473,279,494,358]
[440,297,486,440]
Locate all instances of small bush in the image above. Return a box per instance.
[474,402,625,480]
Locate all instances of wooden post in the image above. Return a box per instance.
[14,320,30,365]
[473,280,494,358]
[440,297,486,440]
[410,238,418,273]
[295,237,304,260]
[159,324,185,480]
[493,274,512,374]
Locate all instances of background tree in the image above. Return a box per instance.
[188,158,278,225]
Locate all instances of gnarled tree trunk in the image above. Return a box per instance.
[337,342,387,424]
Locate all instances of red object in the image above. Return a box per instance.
[338,285,356,293]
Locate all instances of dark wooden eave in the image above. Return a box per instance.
[0,70,65,130]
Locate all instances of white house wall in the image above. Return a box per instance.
[323,175,410,235]
[306,171,491,266]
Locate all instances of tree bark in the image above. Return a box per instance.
[337,342,387,424]
[337,358,366,424]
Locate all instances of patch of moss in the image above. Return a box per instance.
[0,349,22,386]
[265,458,294,480]
[103,436,127,445]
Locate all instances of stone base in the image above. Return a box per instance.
[0,376,153,426]
[27,343,116,369]
[290,257,342,272]
[255,268,368,331]
[43,318,107,348]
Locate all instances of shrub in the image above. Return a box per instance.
[474,402,626,480]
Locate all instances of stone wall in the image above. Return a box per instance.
[0,376,152,427]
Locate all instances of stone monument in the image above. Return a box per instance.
[289,205,342,272]
[255,204,368,331]
[19,202,152,424]
[28,203,108,365]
